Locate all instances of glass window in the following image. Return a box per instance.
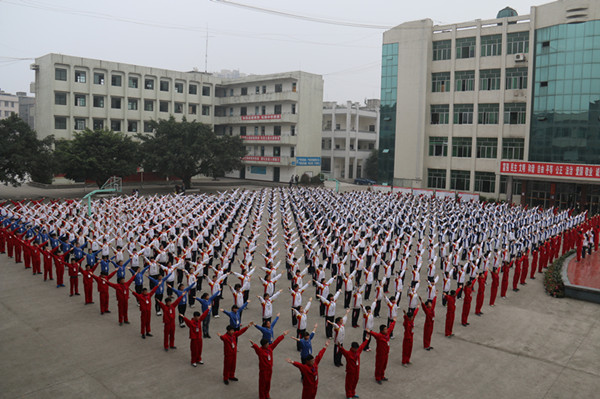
[453,104,474,124]
[111,120,121,131]
[275,84,282,93]
[202,105,210,116]
[159,101,169,112]
[478,103,499,125]
[274,126,281,136]
[189,84,197,95]
[429,137,448,156]
[291,125,296,136]
[111,97,122,109]
[481,34,502,57]
[262,86,266,94]
[188,104,197,114]
[93,96,104,108]
[474,172,496,193]
[74,94,86,107]
[241,87,248,95]
[175,103,184,113]
[128,98,138,110]
[127,121,138,133]
[502,138,524,159]
[160,81,169,92]
[144,79,154,90]
[111,75,122,87]
[431,104,449,124]
[202,86,211,96]
[93,72,105,85]
[55,68,67,81]
[506,67,528,89]
[507,31,529,54]
[433,40,451,61]
[74,118,86,130]
[55,116,67,129]
[93,119,104,130]
[480,69,501,90]
[504,102,526,124]
[144,100,154,111]
[273,146,281,156]
[292,82,297,92]
[75,71,86,83]
[456,37,476,59]
[55,92,67,105]
[455,70,475,91]
[450,170,470,191]
[432,72,450,92]
[452,137,472,157]
[476,138,498,158]
[144,122,153,133]
[499,176,522,194]
[291,104,296,114]
[175,82,184,93]
[428,169,446,189]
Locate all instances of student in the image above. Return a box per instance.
[401,308,419,366]
[290,324,318,363]
[148,272,172,316]
[196,290,220,338]
[67,258,85,297]
[158,287,192,351]
[92,270,118,314]
[250,330,289,399]
[107,272,137,325]
[131,279,168,339]
[461,280,474,326]
[338,340,369,399]
[419,295,436,350]
[172,282,194,328]
[367,318,397,384]
[221,302,249,332]
[444,289,459,337]
[328,308,351,367]
[181,308,211,366]
[218,322,254,385]
[286,340,330,399]
[255,313,280,344]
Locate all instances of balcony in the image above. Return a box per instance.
[216,113,299,124]
[240,135,297,145]
[215,90,299,105]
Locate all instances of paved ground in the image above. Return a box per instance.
[567,249,600,289]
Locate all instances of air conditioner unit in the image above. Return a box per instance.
[30,64,39,70]
[515,53,526,62]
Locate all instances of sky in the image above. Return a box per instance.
[0,0,549,103]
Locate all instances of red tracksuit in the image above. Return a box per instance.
[292,346,327,399]
[13,235,23,263]
[252,334,285,399]
[461,283,473,325]
[79,264,99,304]
[421,297,436,348]
[576,232,583,261]
[67,260,83,296]
[530,250,538,279]
[512,258,522,290]
[132,284,161,336]
[369,321,395,381]
[158,294,186,350]
[108,275,136,324]
[22,240,32,269]
[42,248,53,280]
[401,308,418,364]
[183,310,211,364]
[220,325,250,381]
[339,340,368,398]
[31,245,41,275]
[520,253,530,284]
[489,269,499,306]
[475,274,486,315]
[92,270,117,314]
[500,262,511,298]
[444,293,457,336]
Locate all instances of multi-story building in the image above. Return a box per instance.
[0,90,19,119]
[30,53,323,183]
[16,92,35,129]
[379,0,600,212]
[321,100,379,180]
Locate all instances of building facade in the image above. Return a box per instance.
[0,90,19,119]
[321,100,379,180]
[16,92,35,129]
[379,0,600,213]
[31,53,323,183]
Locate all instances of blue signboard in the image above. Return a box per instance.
[250,166,267,175]
[296,157,321,166]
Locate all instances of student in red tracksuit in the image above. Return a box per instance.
[132,281,166,339]
[51,246,72,288]
[489,267,500,306]
[30,243,42,275]
[79,263,99,304]
[444,289,459,337]
[530,249,539,279]
[401,308,419,365]
[250,330,289,399]
[420,295,437,350]
[22,238,32,269]
[520,251,530,285]
[287,340,330,399]
[107,273,137,325]
[182,308,212,366]
[474,272,487,315]
[461,280,474,326]
[338,339,369,399]
[367,319,396,384]
[500,261,511,298]
[158,288,192,351]
[67,258,85,296]
[219,322,253,384]
[512,256,522,291]
[92,270,117,314]
[41,244,54,281]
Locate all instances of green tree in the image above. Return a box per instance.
[54,128,139,187]
[364,149,378,181]
[199,133,246,180]
[0,114,54,186]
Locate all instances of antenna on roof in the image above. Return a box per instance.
[205,24,209,73]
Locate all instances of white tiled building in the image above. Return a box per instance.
[0,90,19,119]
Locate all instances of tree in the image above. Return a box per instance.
[365,149,378,181]
[54,128,140,187]
[0,114,54,186]
[199,133,246,180]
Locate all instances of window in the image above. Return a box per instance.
[431,104,449,124]
[229,107,234,116]
[175,103,184,114]
[453,104,474,124]
[111,75,122,87]
[456,37,476,59]
[452,137,472,157]
[481,34,502,57]
[128,98,138,111]
[93,119,104,130]
[262,86,266,94]
[369,125,375,132]
[75,71,86,83]
[427,169,446,189]
[93,96,104,108]
[128,77,138,89]
[159,101,169,113]
[290,146,295,157]
[429,137,448,156]
[275,84,282,93]
[241,87,248,95]
[451,170,470,191]
[479,69,501,91]
[274,104,282,114]
[261,126,266,135]
[55,68,67,81]
[255,106,259,115]
[127,121,138,133]
[502,138,524,159]
[145,79,154,90]
[261,106,266,115]
[175,82,184,93]
[478,103,499,125]
[274,126,281,136]
[455,70,475,91]
[476,138,498,158]
[189,84,197,95]
[433,40,451,61]
[229,89,234,96]
[432,72,450,92]
[507,31,529,54]
[292,82,297,92]
[111,97,122,109]
[255,86,260,94]
[260,146,265,156]
[144,100,154,111]
[111,120,121,131]
[474,172,496,193]
[499,176,522,194]
[505,67,528,90]
[273,146,281,156]
[240,126,246,135]
[143,122,153,133]
[504,102,526,124]
[55,116,67,129]
[240,107,247,116]
[202,86,211,96]
[160,81,169,92]
[291,125,296,136]
[189,104,197,114]
[202,105,210,116]
[94,72,105,85]
[55,92,67,105]
[74,118,86,130]
[291,104,296,114]
[74,94,86,107]
[254,126,259,135]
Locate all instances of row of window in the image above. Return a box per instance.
[54,117,154,133]
[3,101,17,107]
[55,68,211,95]
[430,103,526,125]
[428,137,524,159]
[235,104,295,116]
[432,67,528,92]
[224,82,297,97]
[246,145,295,157]
[432,31,529,61]
[427,169,522,194]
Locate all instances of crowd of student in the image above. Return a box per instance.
[1,188,597,399]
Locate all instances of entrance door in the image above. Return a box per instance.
[273,167,280,182]
[240,167,245,179]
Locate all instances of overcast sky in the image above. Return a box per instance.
[1,0,548,102]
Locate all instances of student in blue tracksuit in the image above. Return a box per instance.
[172,282,196,327]
[221,301,249,332]
[255,313,280,344]
[129,265,150,294]
[291,324,318,363]
[148,272,173,316]
[196,291,220,338]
